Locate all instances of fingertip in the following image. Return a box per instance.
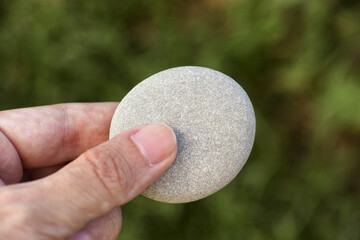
[131,123,177,165]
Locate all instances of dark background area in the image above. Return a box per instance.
[1,0,360,239]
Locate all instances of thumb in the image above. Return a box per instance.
[3,123,177,238]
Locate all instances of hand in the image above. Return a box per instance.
[0,103,177,240]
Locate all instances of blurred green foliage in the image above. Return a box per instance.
[1,0,360,239]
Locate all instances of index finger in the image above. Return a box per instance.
[0,102,118,169]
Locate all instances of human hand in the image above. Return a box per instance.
[0,103,177,240]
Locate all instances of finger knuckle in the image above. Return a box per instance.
[83,145,135,197]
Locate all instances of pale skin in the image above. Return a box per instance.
[0,102,178,240]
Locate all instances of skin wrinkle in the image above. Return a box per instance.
[105,126,145,203]
[58,104,80,162]
[82,151,116,203]
[60,104,72,157]
[112,143,139,205]
[103,146,129,201]
[82,139,138,205]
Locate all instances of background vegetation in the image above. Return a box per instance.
[1,0,360,239]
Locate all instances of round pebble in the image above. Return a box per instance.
[110,66,256,203]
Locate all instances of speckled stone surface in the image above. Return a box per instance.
[110,66,256,203]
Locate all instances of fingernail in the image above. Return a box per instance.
[131,123,177,165]
[69,231,91,240]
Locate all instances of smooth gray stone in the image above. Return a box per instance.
[110,66,256,203]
